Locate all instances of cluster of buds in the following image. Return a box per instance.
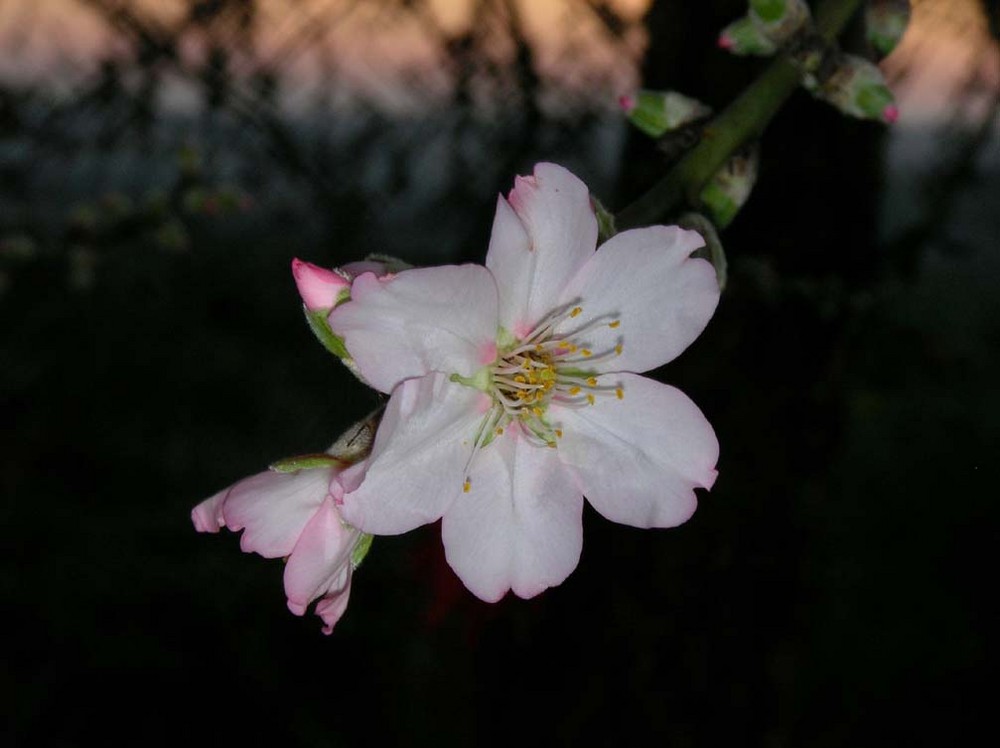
[719,0,811,56]
[804,54,899,123]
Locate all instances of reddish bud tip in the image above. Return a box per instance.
[717,34,733,50]
[291,258,349,311]
[618,94,636,114]
[882,104,899,124]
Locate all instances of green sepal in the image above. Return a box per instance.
[721,16,778,56]
[269,453,349,473]
[626,90,712,137]
[698,145,759,229]
[678,212,728,292]
[305,306,350,359]
[855,84,895,120]
[592,196,617,243]
[750,0,787,23]
[350,532,374,569]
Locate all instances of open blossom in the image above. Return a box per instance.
[192,462,366,634]
[329,163,720,602]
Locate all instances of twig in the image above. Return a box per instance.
[616,0,865,229]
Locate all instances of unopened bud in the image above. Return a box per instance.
[718,16,778,56]
[294,256,410,372]
[699,144,760,229]
[866,0,910,58]
[749,0,811,45]
[291,258,351,312]
[808,54,898,123]
[619,90,712,138]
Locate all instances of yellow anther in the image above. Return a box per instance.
[547,442,557,448]
[615,387,624,400]
[532,407,543,418]
[522,359,531,369]
[569,386,581,395]
[586,377,598,386]
[514,375,526,383]
[463,479,471,493]
[586,394,595,405]
[581,349,593,357]
[608,320,620,329]
[570,306,582,318]
[496,427,504,436]
[615,343,623,356]
[568,344,578,353]
[535,343,544,351]
[555,429,563,438]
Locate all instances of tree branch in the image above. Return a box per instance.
[616,0,866,229]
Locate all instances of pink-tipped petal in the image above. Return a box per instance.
[883,104,899,124]
[222,468,334,558]
[340,372,483,535]
[283,497,355,617]
[441,428,584,602]
[328,265,498,394]
[556,225,719,374]
[486,163,598,334]
[554,373,719,529]
[291,258,350,311]
[191,488,228,533]
[618,94,636,113]
[718,34,733,49]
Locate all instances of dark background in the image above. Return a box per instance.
[2,1,997,745]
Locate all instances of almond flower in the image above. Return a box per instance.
[192,462,367,634]
[329,163,720,602]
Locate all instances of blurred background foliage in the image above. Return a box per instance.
[2,1,997,745]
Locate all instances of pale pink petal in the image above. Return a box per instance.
[191,487,227,533]
[441,427,584,602]
[553,373,718,528]
[555,226,719,373]
[222,468,333,558]
[340,372,483,534]
[314,577,353,635]
[328,265,498,394]
[283,497,354,615]
[486,163,598,335]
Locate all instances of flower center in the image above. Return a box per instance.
[453,303,624,493]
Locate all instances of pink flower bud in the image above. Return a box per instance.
[882,104,899,124]
[291,258,350,311]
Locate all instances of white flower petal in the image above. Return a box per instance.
[328,265,499,394]
[556,226,719,374]
[486,163,597,335]
[283,496,354,614]
[222,469,333,558]
[553,373,718,528]
[340,372,483,535]
[441,428,584,602]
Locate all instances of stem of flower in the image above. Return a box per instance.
[616,0,865,230]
